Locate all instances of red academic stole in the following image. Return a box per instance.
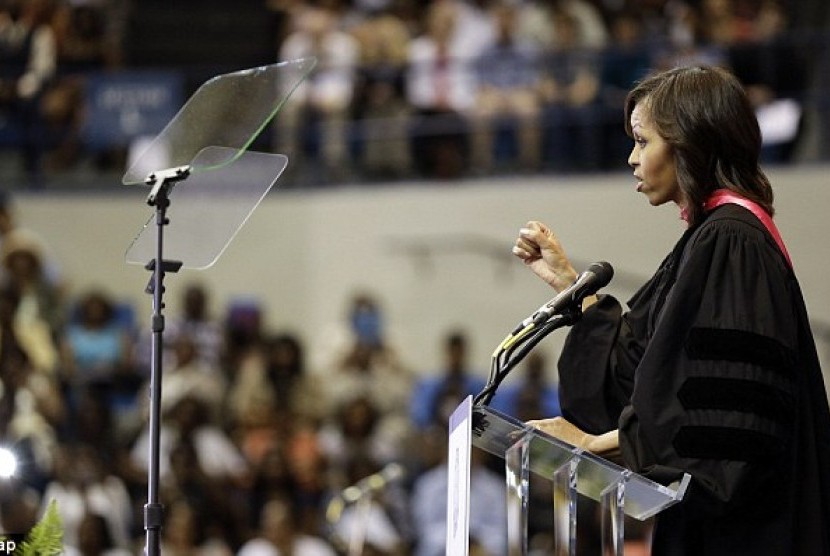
[703,188,793,269]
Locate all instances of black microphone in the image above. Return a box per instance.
[517,261,614,329]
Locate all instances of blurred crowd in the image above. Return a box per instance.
[0,0,820,552]
[0,188,576,554]
[0,0,817,187]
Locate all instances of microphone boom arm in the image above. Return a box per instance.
[474,307,581,406]
[474,261,613,408]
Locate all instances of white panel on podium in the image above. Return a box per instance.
[447,396,473,556]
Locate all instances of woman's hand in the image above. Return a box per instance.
[526,416,593,448]
[512,221,578,292]
[526,416,621,461]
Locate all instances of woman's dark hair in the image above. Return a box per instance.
[624,65,773,226]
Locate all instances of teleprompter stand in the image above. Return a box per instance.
[122,58,316,556]
[141,166,187,556]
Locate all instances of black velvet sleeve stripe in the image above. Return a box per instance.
[678,377,794,426]
[673,425,785,462]
[685,327,797,378]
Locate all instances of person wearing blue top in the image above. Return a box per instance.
[409,330,485,430]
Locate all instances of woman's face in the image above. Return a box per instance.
[628,102,683,208]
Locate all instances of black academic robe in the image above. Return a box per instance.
[557,204,830,555]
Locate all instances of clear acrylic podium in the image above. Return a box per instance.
[469,404,691,555]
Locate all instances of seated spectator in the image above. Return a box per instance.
[275,5,360,183]
[0,192,63,288]
[61,288,140,438]
[246,442,297,532]
[161,437,244,549]
[264,332,324,424]
[318,294,412,430]
[727,0,807,162]
[0,286,63,486]
[653,0,728,70]
[0,480,41,540]
[488,351,560,421]
[60,288,135,394]
[315,291,398,372]
[538,10,603,172]
[41,444,133,551]
[222,297,265,380]
[318,394,406,473]
[350,6,413,179]
[159,498,234,556]
[63,511,133,556]
[224,299,275,429]
[411,444,506,556]
[226,339,277,434]
[283,419,332,537]
[238,494,337,556]
[2,229,63,368]
[470,1,542,174]
[40,0,109,171]
[129,395,250,486]
[517,0,609,52]
[405,0,477,179]
[148,333,226,424]
[598,10,652,169]
[410,330,485,430]
[0,0,57,182]
[167,282,224,369]
[322,338,413,442]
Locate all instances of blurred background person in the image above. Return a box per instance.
[0,286,63,491]
[1,228,63,359]
[405,0,478,179]
[128,395,250,491]
[469,1,542,174]
[516,0,608,52]
[318,394,406,475]
[60,288,137,430]
[41,443,133,551]
[538,10,603,172]
[726,0,808,163]
[598,9,653,169]
[159,498,234,556]
[63,511,133,556]
[164,281,224,371]
[238,494,337,556]
[0,192,63,288]
[39,0,109,171]
[409,329,485,431]
[411,444,506,556]
[275,5,360,183]
[0,0,57,183]
[349,3,413,180]
[489,350,560,421]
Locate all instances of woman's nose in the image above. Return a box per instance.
[627,146,638,168]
